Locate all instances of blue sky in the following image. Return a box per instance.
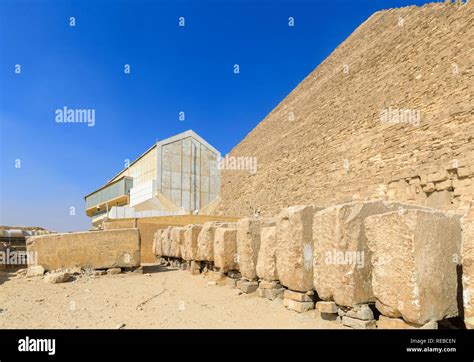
[0,0,436,232]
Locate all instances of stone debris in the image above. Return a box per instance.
[365,209,462,325]
[283,298,314,313]
[257,287,285,300]
[283,289,314,303]
[258,280,281,290]
[107,268,122,275]
[345,304,374,321]
[43,272,70,284]
[237,280,259,294]
[26,265,45,278]
[342,316,376,329]
[316,301,338,314]
[227,270,241,280]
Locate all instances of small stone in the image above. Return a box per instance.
[316,301,338,314]
[115,323,126,329]
[283,299,314,313]
[237,280,259,293]
[283,289,314,302]
[259,280,279,289]
[92,270,106,276]
[43,272,70,284]
[67,267,82,275]
[342,316,376,329]
[228,270,241,279]
[345,305,374,321]
[107,268,121,275]
[265,288,285,300]
[26,265,45,278]
[207,281,217,286]
[133,267,144,274]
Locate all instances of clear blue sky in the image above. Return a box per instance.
[0,0,435,232]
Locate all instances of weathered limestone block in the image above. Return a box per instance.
[284,289,314,302]
[313,201,424,307]
[283,299,314,313]
[26,229,140,271]
[182,225,203,261]
[276,205,316,292]
[258,287,285,300]
[377,315,438,329]
[236,218,262,280]
[365,209,461,325]
[196,222,231,262]
[256,226,278,281]
[237,280,259,293]
[152,229,164,257]
[316,301,338,314]
[461,208,474,329]
[160,228,171,257]
[345,304,374,320]
[169,227,186,258]
[43,271,70,284]
[213,227,238,272]
[342,316,376,329]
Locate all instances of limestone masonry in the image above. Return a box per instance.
[214,2,473,218]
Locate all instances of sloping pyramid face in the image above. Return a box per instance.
[216,2,474,217]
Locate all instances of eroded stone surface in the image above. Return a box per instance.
[365,209,462,324]
[26,229,140,271]
[313,201,426,307]
[276,205,316,292]
[256,226,278,281]
[213,228,238,272]
[236,218,262,280]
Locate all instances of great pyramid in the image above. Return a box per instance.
[215,1,473,217]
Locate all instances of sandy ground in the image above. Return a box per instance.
[0,266,343,329]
